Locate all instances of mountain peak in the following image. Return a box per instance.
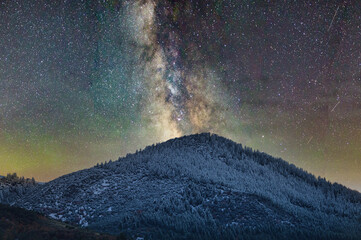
[6,134,361,239]
[161,132,236,146]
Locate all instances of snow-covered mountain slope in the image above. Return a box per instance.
[13,133,361,239]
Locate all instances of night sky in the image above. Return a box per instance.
[0,0,360,191]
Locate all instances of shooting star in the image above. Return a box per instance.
[328,6,340,32]
[331,101,340,112]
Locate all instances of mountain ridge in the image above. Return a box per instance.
[3,133,361,239]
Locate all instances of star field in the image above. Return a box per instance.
[0,0,360,191]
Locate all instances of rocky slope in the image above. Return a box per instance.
[6,133,361,239]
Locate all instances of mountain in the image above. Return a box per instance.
[6,133,361,239]
[0,203,116,240]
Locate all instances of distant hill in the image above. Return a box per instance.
[6,133,361,239]
[0,173,37,204]
[0,203,116,240]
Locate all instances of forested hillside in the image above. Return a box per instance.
[0,173,37,204]
[5,133,361,239]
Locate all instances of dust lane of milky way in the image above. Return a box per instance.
[0,0,360,191]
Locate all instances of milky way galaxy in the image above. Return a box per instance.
[0,0,360,191]
[124,0,229,137]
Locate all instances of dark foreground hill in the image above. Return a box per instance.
[0,204,116,240]
[6,133,361,239]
